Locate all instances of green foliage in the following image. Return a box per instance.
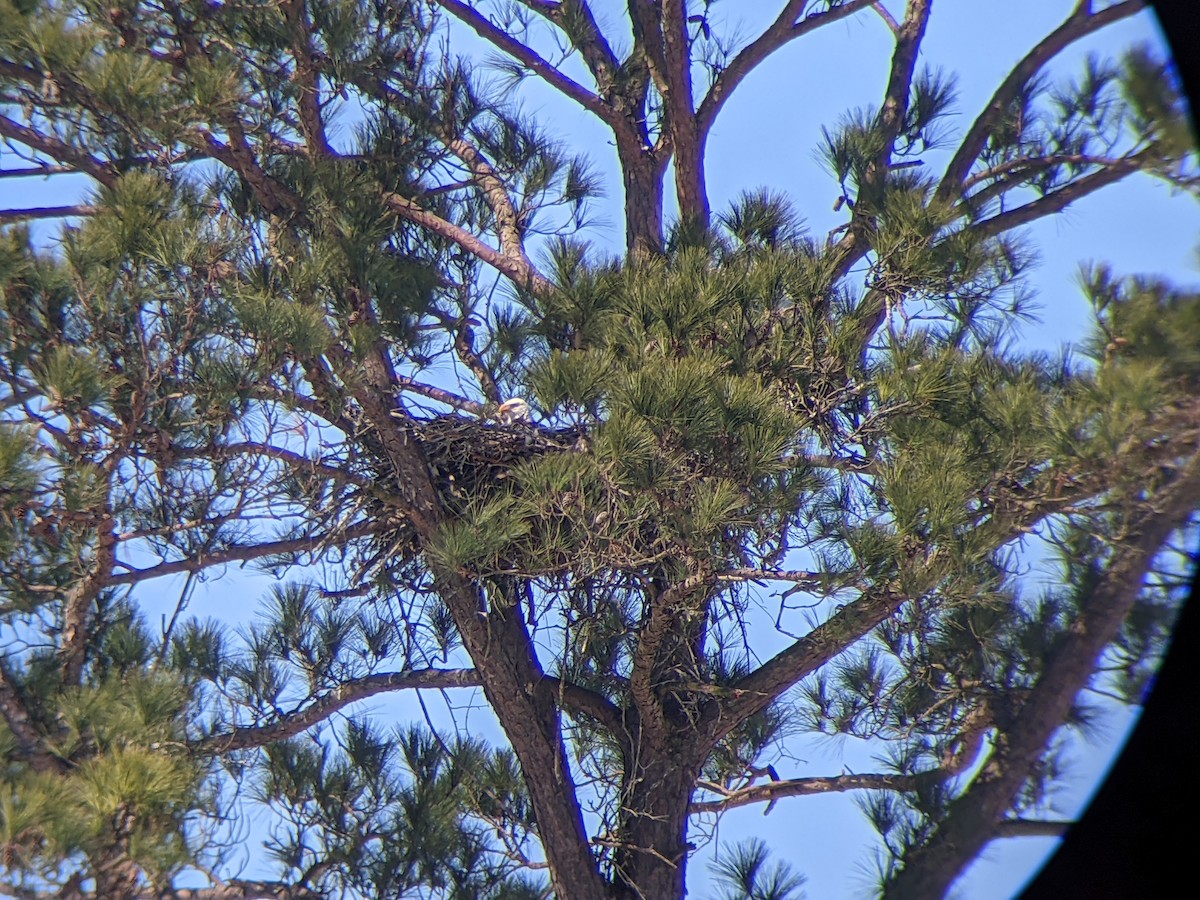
[709,838,807,900]
[256,722,544,898]
[0,3,1196,899]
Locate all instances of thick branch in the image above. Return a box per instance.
[383,192,552,293]
[0,669,66,774]
[516,0,621,89]
[629,568,713,750]
[443,135,529,277]
[0,115,118,188]
[711,584,908,744]
[280,0,335,158]
[396,376,486,416]
[659,0,707,227]
[935,0,1147,203]
[61,510,119,685]
[544,677,626,738]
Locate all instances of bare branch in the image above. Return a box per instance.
[0,163,78,178]
[696,0,876,137]
[433,0,614,124]
[195,669,483,753]
[995,818,1073,839]
[396,376,486,416]
[0,205,96,223]
[827,0,933,280]
[691,770,919,814]
[711,583,909,744]
[106,522,389,587]
[967,149,1151,239]
[442,134,529,278]
[872,2,901,34]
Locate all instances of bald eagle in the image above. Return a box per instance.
[497,397,532,425]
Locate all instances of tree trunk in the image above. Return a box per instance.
[619,144,667,257]
[613,745,699,899]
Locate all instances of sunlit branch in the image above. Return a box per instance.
[691,771,919,814]
[715,568,832,589]
[383,192,552,293]
[395,376,486,417]
[60,508,119,685]
[995,818,1073,839]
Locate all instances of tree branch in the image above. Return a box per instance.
[629,568,713,749]
[395,376,486,416]
[696,0,876,137]
[0,668,66,774]
[0,114,119,188]
[691,770,919,814]
[935,0,1147,203]
[280,0,335,158]
[60,511,119,684]
[828,0,932,281]
[515,0,621,89]
[106,522,389,586]
[0,205,96,223]
[383,192,552,293]
[433,0,614,124]
[966,149,1152,239]
[195,668,483,753]
[711,583,909,744]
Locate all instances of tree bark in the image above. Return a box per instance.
[613,742,700,899]
[619,143,668,256]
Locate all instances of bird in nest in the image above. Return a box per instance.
[496,397,533,425]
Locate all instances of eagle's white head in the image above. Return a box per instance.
[497,397,532,425]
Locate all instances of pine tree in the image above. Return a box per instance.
[0,2,1197,898]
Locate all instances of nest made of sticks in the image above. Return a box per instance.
[406,415,588,511]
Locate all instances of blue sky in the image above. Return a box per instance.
[3,2,1196,897]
